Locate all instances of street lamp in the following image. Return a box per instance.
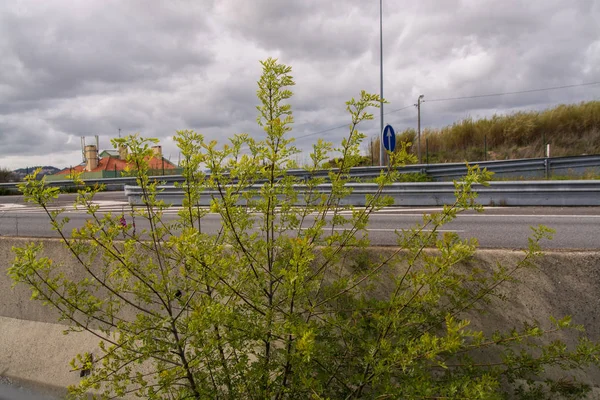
[379,0,384,166]
[416,94,424,163]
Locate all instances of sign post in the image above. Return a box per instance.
[382,124,396,166]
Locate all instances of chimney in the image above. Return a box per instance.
[151,145,162,158]
[84,145,98,171]
[118,144,128,160]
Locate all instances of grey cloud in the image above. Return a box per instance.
[1,0,599,169]
[216,0,376,62]
[379,0,600,133]
[0,118,75,156]
[183,69,259,128]
[0,1,215,104]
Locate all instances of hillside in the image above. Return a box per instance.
[11,166,60,181]
[369,101,600,164]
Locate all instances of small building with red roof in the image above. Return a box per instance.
[47,144,181,181]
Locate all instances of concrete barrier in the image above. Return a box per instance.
[1,237,600,396]
[125,180,600,207]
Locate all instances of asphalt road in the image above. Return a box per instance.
[0,377,58,400]
[0,192,598,249]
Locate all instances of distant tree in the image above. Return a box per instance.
[11,58,600,399]
[0,167,16,183]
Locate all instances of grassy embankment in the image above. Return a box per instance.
[370,100,600,165]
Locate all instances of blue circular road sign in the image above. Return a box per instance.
[382,124,396,152]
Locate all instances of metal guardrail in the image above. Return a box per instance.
[343,154,600,181]
[2,154,600,193]
[0,176,150,193]
[124,180,600,207]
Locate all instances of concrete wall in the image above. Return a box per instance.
[45,170,105,182]
[0,238,103,396]
[1,237,600,395]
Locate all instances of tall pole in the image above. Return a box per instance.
[416,94,424,164]
[379,0,384,166]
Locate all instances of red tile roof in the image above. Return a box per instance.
[55,155,177,175]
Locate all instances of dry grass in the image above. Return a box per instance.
[369,101,600,164]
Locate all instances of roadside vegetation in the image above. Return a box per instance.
[0,167,18,195]
[368,100,600,164]
[10,59,600,399]
[0,167,16,183]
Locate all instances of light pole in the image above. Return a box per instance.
[379,0,384,166]
[416,94,424,163]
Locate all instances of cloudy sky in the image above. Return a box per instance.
[1,0,599,169]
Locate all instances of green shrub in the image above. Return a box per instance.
[10,59,600,400]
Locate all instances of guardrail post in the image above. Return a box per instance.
[544,158,549,179]
[484,135,487,161]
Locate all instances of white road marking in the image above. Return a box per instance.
[454,214,600,219]
[364,228,464,232]
[308,227,463,233]
[89,201,130,206]
[379,207,446,212]
[0,203,27,209]
[368,213,600,218]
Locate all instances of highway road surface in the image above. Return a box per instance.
[0,192,598,249]
[0,377,58,400]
